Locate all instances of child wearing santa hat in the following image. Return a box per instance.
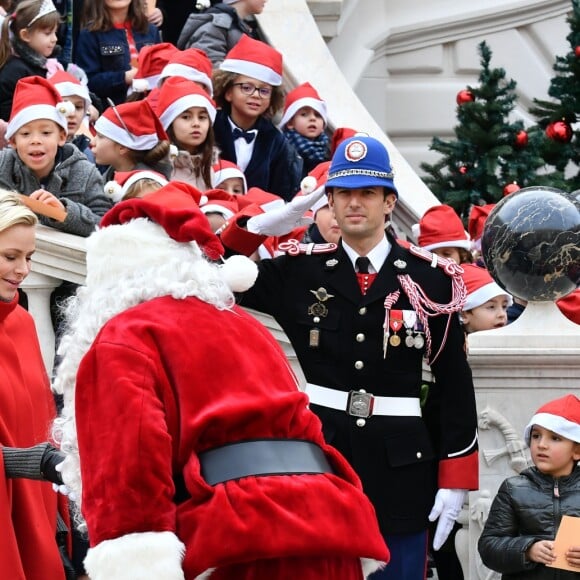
[157,76,218,191]
[130,42,179,97]
[92,98,171,182]
[279,82,330,177]
[460,264,512,333]
[104,168,168,203]
[48,69,95,163]
[213,35,303,201]
[414,204,473,265]
[0,76,111,237]
[52,180,390,580]
[177,0,265,66]
[212,159,247,194]
[479,394,580,578]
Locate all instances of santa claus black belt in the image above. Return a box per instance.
[198,439,334,486]
[305,383,422,418]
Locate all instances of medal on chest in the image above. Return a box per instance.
[307,287,334,348]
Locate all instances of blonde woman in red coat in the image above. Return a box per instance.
[0,190,65,580]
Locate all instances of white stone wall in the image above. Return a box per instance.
[329,0,571,177]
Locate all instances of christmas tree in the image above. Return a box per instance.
[420,41,548,220]
[529,0,580,187]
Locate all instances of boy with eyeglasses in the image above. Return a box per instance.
[212,35,303,201]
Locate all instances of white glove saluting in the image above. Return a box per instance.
[246,186,327,237]
[428,488,467,550]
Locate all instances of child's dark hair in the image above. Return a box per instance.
[0,0,61,68]
[81,0,148,34]
[212,70,284,119]
[458,248,474,264]
[167,126,215,189]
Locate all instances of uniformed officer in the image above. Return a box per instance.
[220,135,479,580]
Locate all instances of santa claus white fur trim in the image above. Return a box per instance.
[84,531,186,580]
[362,557,385,578]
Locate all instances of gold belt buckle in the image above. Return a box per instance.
[347,390,374,418]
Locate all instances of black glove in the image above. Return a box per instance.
[41,445,65,485]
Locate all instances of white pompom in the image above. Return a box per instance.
[411,223,421,240]
[57,100,76,116]
[132,78,150,92]
[104,180,123,202]
[220,255,259,292]
[301,175,317,194]
[169,144,179,159]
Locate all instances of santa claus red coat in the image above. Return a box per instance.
[59,183,389,579]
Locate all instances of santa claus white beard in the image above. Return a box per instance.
[51,218,236,528]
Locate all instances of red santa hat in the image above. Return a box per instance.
[94,100,168,150]
[461,264,512,311]
[157,77,217,131]
[412,204,471,252]
[330,127,357,157]
[297,160,331,216]
[220,35,283,86]
[99,182,257,291]
[468,204,495,242]
[48,70,91,111]
[160,48,213,97]
[279,82,327,129]
[524,394,580,445]
[6,76,74,139]
[240,187,286,212]
[104,169,169,203]
[200,189,240,220]
[557,288,580,326]
[133,42,180,92]
[212,160,247,193]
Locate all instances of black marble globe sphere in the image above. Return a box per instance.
[481,187,580,301]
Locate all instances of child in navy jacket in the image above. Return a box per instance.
[212,35,302,202]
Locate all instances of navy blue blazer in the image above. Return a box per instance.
[213,109,302,201]
[75,25,160,104]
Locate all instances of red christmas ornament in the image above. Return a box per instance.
[515,130,528,148]
[459,166,468,175]
[503,182,520,197]
[456,90,475,105]
[575,46,580,57]
[546,120,573,143]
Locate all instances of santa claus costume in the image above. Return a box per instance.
[52,181,389,579]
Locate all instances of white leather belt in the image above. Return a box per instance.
[305,383,422,418]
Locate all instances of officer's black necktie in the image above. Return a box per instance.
[356,257,370,274]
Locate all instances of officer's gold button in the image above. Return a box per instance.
[356,418,366,427]
[416,452,422,459]
[358,307,367,315]
[354,360,364,370]
[356,333,365,342]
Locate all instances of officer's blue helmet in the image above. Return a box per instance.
[326,135,398,197]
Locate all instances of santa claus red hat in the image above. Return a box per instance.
[461,264,512,311]
[160,48,213,97]
[279,82,327,129]
[95,100,168,150]
[468,204,495,242]
[212,160,247,193]
[413,204,471,252]
[104,169,169,203]
[48,70,91,111]
[524,394,580,445]
[157,77,217,131]
[200,189,240,220]
[220,35,283,86]
[6,76,74,139]
[99,181,257,291]
[133,42,180,92]
[240,187,286,212]
[297,160,330,216]
[330,127,357,157]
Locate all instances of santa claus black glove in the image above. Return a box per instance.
[41,445,65,485]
